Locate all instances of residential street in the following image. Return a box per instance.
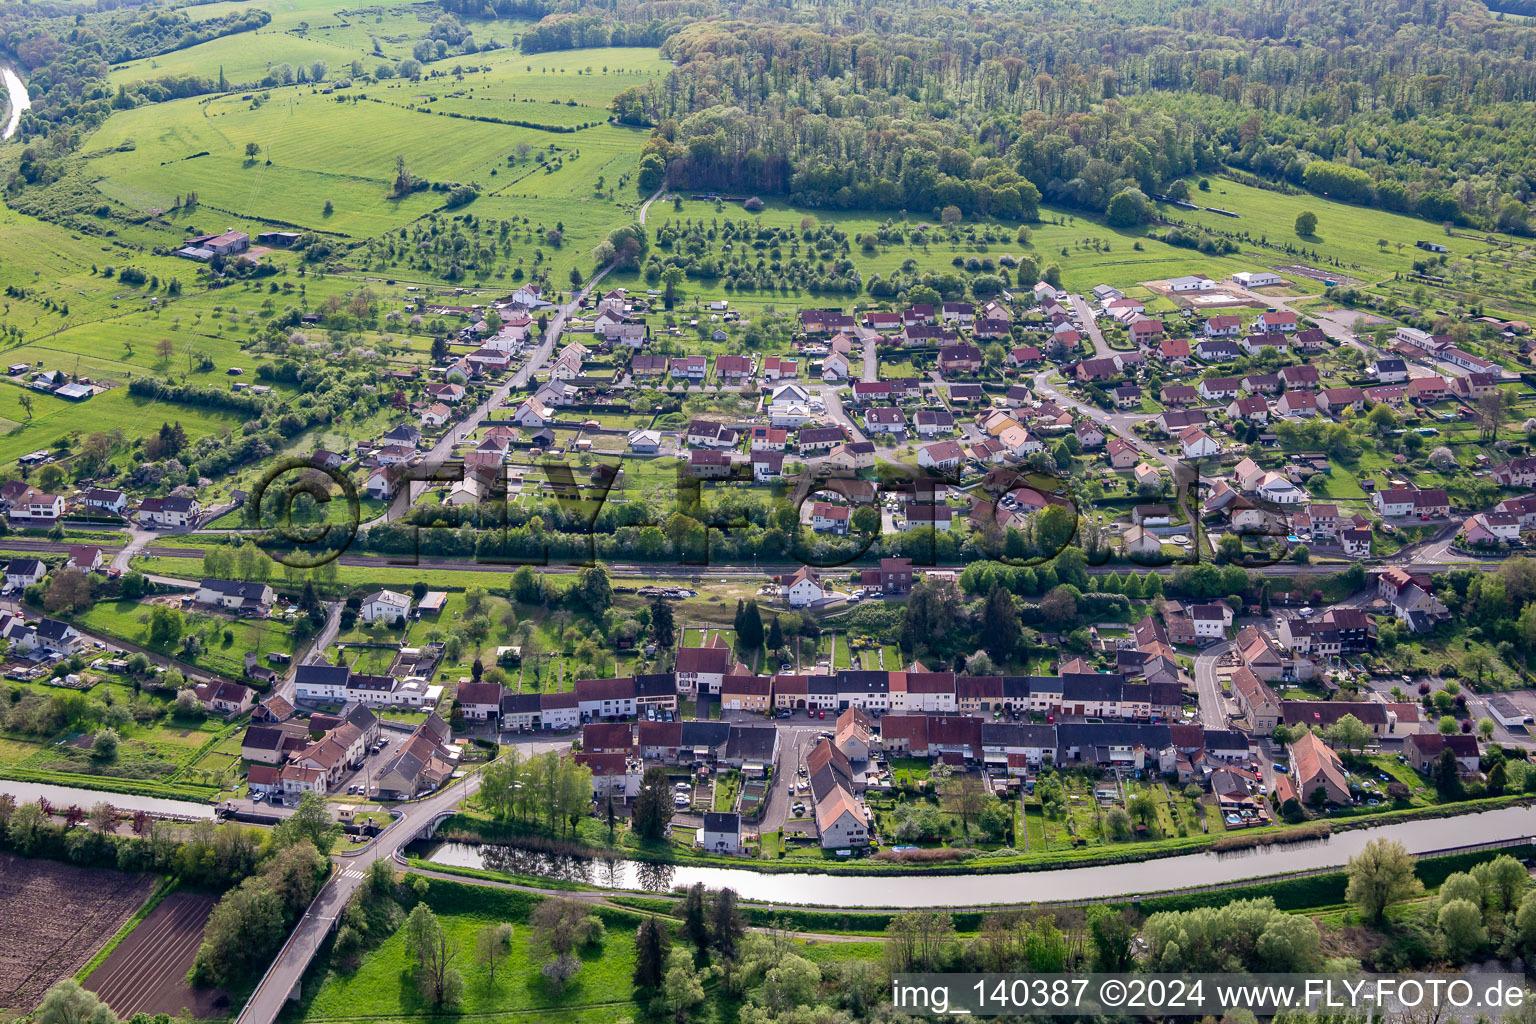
[1192,639,1235,729]
[1066,293,1111,358]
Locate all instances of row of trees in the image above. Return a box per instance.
[475,747,595,836]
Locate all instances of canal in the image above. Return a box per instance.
[413,804,1536,907]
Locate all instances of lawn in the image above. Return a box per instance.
[73,598,301,681]
[292,877,641,1024]
[713,770,741,812]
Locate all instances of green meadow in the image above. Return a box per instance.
[82,92,507,237]
[393,46,674,127]
[1159,175,1517,282]
[107,0,451,87]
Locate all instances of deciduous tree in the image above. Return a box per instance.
[1346,838,1424,922]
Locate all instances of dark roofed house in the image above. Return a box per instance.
[722,724,780,769]
[700,811,742,854]
[1405,732,1480,775]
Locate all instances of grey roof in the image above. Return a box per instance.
[37,618,75,641]
[679,721,731,749]
[834,670,889,694]
[1203,729,1251,752]
[342,703,379,731]
[501,693,542,714]
[379,748,426,785]
[242,725,287,750]
[296,663,351,687]
[981,723,1058,748]
[633,673,677,699]
[1056,721,1172,752]
[1060,673,1125,703]
[724,724,778,762]
[1001,676,1033,700]
[702,811,740,832]
[200,578,269,600]
[807,762,842,803]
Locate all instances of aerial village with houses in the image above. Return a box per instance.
[13,0,1536,1015]
[6,220,1536,1024]
[3,251,1535,871]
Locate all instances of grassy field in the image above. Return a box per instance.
[83,47,660,279]
[74,598,301,680]
[389,46,674,128]
[106,0,451,86]
[292,877,640,1024]
[1156,175,1518,284]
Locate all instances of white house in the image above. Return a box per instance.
[917,440,964,472]
[815,786,869,849]
[1191,603,1231,639]
[782,567,827,607]
[367,466,401,501]
[512,284,550,307]
[513,398,554,428]
[1489,695,1532,728]
[196,578,275,613]
[4,558,47,590]
[820,353,850,381]
[1233,271,1283,288]
[67,545,104,571]
[295,663,351,702]
[137,495,199,528]
[769,384,811,410]
[1257,472,1305,505]
[1122,526,1162,557]
[1167,274,1215,292]
[700,811,743,855]
[361,589,412,624]
[1179,427,1220,459]
[83,488,128,515]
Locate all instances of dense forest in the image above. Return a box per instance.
[590,0,1536,230]
[5,0,1536,232]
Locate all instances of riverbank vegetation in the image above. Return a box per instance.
[274,841,1536,1024]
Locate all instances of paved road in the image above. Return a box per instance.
[1192,639,1235,730]
[1066,294,1111,358]
[233,771,487,1024]
[756,723,821,834]
[1030,369,1174,469]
